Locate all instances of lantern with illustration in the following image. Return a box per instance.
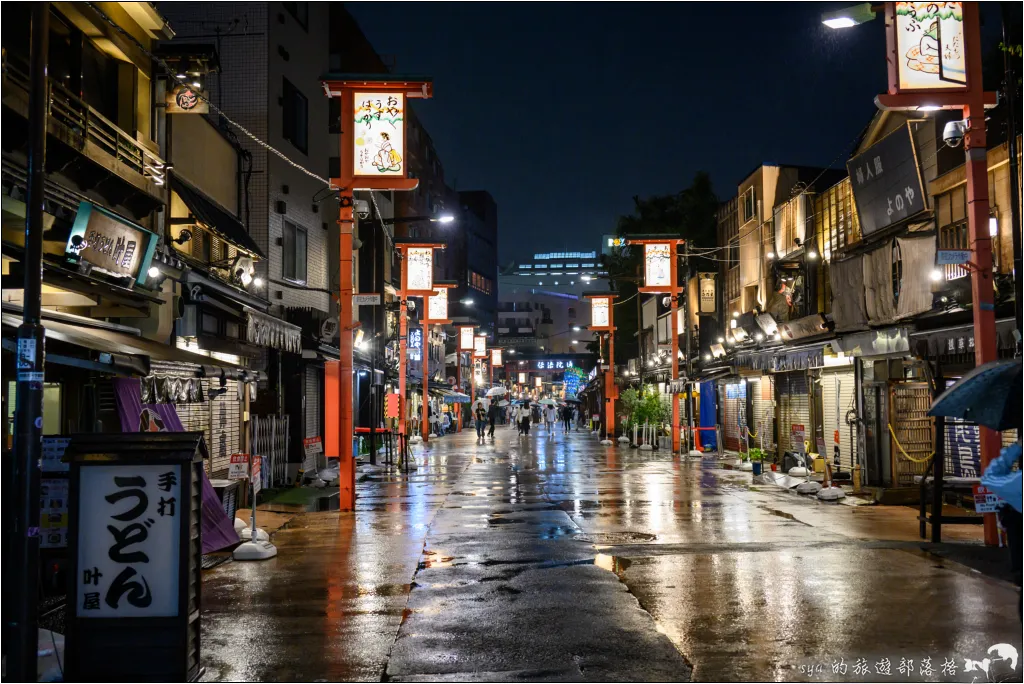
[584,292,618,445]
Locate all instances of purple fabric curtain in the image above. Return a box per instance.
[113,378,240,553]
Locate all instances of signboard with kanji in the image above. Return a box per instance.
[892,2,967,92]
[846,124,926,238]
[228,453,249,480]
[76,464,181,617]
[972,484,1003,513]
[353,92,405,177]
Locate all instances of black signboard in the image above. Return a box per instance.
[846,124,926,238]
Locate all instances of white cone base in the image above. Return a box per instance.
[617,436,631,443]
[639,444,654,451]
[240,527,270,542]
[739,461,753,471]
[429,433,438,438]
[233,540,278,561]
[788,466,809,477]
[233,518,247,534]
[796,481,823,495]
[817,486,846,501]
[599,439,614,446]
[688,450,703,457]
[409,436,423,444]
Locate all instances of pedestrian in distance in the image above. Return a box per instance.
[520,401,532,435]
[474,400,488,440]
[487,401,500,438]
[561,404,572,434]
[544,404,556,434]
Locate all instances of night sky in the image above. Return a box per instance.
[346,2,1005,264]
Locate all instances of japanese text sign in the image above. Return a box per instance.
[643,243,672,289]
[228,453,249,480]
[846,125,926,238]
[353,92,405,177]
[590,296,611,329]
[427,287,449,321]
[66,202,154,281]
[405,247,434,292]
[893,2,967,91]
[459,326,475,351]
[474,335,487,359]
[490,348,502,367]
[76,464,181,617]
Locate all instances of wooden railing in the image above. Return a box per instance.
[4,53,165,187]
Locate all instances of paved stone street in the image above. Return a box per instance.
[200,426,1021,682]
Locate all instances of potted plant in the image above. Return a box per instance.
[748,448,765,476]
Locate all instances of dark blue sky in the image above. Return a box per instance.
[346,2,1003,263]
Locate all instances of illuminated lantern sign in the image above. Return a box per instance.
[892,2,966,91]
[427,287,448,322]
[459,326,475,352]
[699,273,716,314]
[644,242,672,288]
[473,335,487,359]
[534,377,542,388]
[518,372,527,384]
[405,247,433,292]
[590,296,611,329]
[353,92,406,177]
[491,348,502,367]
[408,327,423,361]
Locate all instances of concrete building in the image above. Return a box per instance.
[497,249,609,355]
[162,1,335,466]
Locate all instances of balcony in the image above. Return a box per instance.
[2,54,166,219]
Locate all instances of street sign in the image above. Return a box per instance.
[972,484,1003,513]
[228,453,249,480]
[791,424,806,453]
[353,293,381,306]
[937,249,971,266]
[252,455,263,495]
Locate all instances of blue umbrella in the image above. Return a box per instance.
[928,359,1022,431]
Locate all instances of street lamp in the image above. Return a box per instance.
[821,3,876,29]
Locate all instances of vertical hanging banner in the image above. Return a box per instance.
[644,242,672,288]
[353,92,406,176]
[405,247,434,293]
[459,326,475,352]
[490,348,502,367]
[590,296,611,329]
[474,335,487,359]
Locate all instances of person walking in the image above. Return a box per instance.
[487,400,500,438]
[561,404,572,434]
[519,401,532,436]
[572,406,580,431]
[544,404,556,434]
[474,400,487,440]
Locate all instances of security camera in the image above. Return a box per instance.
[353,199,371,220]
[943,120,967,148]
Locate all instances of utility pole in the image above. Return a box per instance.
[683,242,695,454]
[11,5,48,681]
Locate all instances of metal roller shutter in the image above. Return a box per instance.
[722,380,745,451]
[750,376,775,455]
[304,366,321,438]
[777,372,810,454]
[207,378,241,478]
[822,369,856,471]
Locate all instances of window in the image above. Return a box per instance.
[282,78,308,154]
[468,270,492,294]
[282,2,308,30]
[283,220,308,283]
[741,186,757,222]
[328,157,340,179]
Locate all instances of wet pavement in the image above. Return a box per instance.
[200,424,1021,682]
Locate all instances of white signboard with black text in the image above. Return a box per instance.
[76,464,181,618]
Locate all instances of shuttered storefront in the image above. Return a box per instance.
[304,366,321,439]
[722,380,745,452]
[821,368,856,471]
[777,371,811,454]
[175,378,241,478]
[749,375,775,455]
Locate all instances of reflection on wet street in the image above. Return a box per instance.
[201,426,1021,682]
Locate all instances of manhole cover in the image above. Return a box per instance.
[571,531,657,544]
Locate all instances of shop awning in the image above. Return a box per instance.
[171,175,265,259]
[832,326,910,357]
[1,312,255,380]
[243,305,302,353]
[910,318,1018,361]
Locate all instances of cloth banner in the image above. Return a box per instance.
[699,380,718,451]
[862,242,897,326]
[896,235,937,319]
[113,378,240,553]
[830,255,869,332]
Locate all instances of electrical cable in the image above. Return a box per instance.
[84,2,337,189]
